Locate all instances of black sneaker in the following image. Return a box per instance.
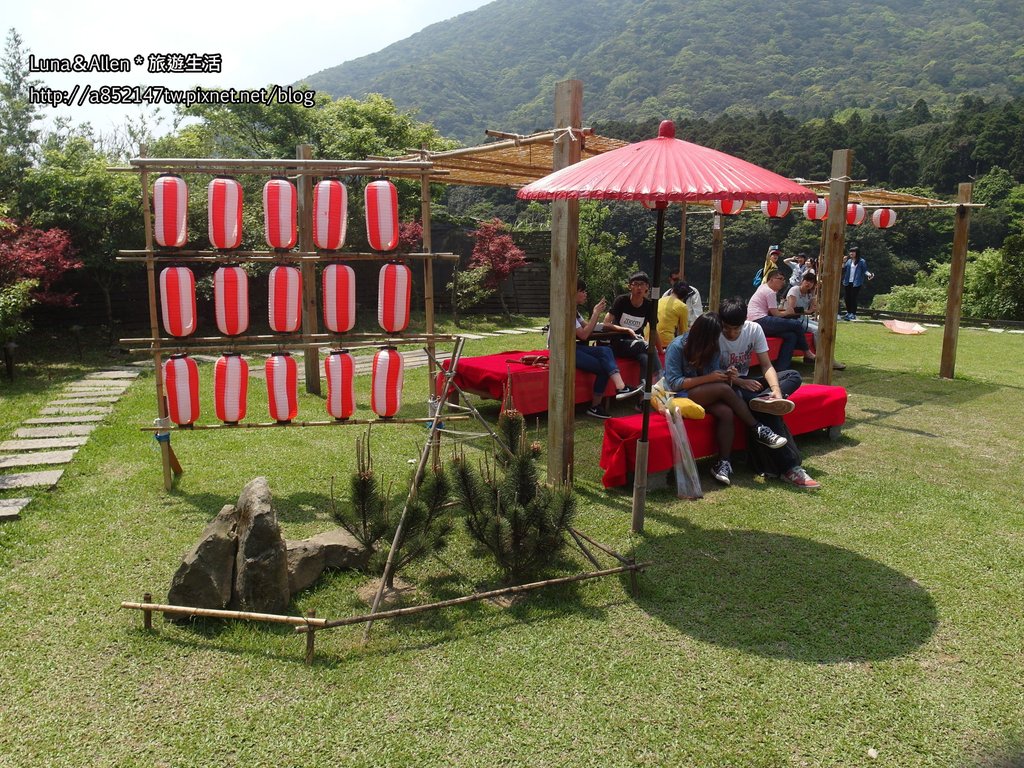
[585,405,612,419]
[711,459,733,485]
[615,385,642,400]
[755,423,788,449]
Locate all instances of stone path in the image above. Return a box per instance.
[0,367,139,521]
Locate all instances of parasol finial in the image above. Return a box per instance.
[658,120,675,139]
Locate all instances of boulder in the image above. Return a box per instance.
[166,504,239,621]
[232,477,290,614]
[286,528,369,596]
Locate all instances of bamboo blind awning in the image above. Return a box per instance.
[392,128,629,187]
[798,182,973,209]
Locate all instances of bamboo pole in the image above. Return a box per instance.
[116,250,458,262]
[420,160,441,468]
[126,157,434,172]
[139,415,469,432]
[296,144,321,395]
[121,600,330,627]
[940,183,974,379]
[301,562,651,634]
[814,150,852,386]
[362,338,467,642]
[678,204,688,281]
[708,212,724,313]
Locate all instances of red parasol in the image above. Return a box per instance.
[518,120,815,530]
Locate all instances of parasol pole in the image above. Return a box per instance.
[631,204,666,533]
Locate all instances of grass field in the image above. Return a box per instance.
[1,319,1022,767]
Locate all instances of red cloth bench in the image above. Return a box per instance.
[599,383,847,488]
[439,349,651,416]
[759,332,816,366]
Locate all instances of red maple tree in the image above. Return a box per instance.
[0,218,82,307]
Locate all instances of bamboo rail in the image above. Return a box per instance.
[116,250,459,263]
[138,416,469,432]
[121,599,329,627]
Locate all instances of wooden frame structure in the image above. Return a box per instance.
[116,149,461,489]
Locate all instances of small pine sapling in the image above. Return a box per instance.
[332,431,391,551]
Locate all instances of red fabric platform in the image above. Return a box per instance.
[759,332,816,366]
[440,349,651,416]
[599,383,847,487]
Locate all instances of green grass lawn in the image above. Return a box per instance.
[1,319,1022,767]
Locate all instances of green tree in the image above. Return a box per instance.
[0,28,41,209]
[576,201,635,304]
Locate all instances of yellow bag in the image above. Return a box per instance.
[650,380,705,419]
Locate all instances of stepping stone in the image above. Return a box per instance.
[495,329,528,335]
[25,415,105,424]
[15,425,96,438]
[459,333,486,340]
[0,437,89,451]
[69,379,132,388]
[0,470,64,490]
[0,497,31,521]
[66,384,130,394]
[516,327,543,333]
[49,397,120,405]
[40,406,112,415]
[1008,329,1024,335]
[923,323,942,328]
[986,327,1005,333]
[85,370,139,380]
[0,450,77,469]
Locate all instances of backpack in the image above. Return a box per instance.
[752,268,764,287]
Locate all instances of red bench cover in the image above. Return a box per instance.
[599,383,847,487]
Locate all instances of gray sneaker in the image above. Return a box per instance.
[755,423,788,449]
[749,395,796,416]
[711,459,733,485]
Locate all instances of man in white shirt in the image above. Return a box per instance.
[746,269,813,371]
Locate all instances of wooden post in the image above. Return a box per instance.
[546,79,583,487]
[296,144,320,395]
[814,149,852,385]
[304,609,316,664]
[142,592,153,630]
[139,148,175,490]
[708,213,724,313]
[678,204,688,280]
[940,183,974,379]
[420,161,441,467]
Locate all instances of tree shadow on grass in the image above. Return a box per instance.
[628,517,937,664]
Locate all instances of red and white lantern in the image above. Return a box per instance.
[803,198,829,221]
[714,198,745,215]
[872,208,898,229]
[265,352,298,423]
[324,349,355,420]
[163,354,200,426]
[365,180,399,251]
[153,174,188,248]
[214,353,248,424]
[268,265,302,333]
[371,347,404,418]
[760,199,791,218]
[322,264,356,333]
[207,177,243,250]
[378,263,411,333]
[214,266,249,336]
[159,267,196,337]
[313,179,347,250]
[263,177,297,250]
[846,203,866,226]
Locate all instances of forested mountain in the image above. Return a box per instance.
[304,0,1024,142]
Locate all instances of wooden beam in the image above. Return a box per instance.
[547,79,583,487]
[940,183,974,379]
[296,145,321,395]
[814,149,852,385]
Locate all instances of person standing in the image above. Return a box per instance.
[753,245,782,287]
[841,245,874,321]
[604,271,664,384]
[784,252,809,287]
[747,269,814,370]
[656,281,694,346]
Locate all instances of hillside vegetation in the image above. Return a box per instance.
[304,0,1024,141]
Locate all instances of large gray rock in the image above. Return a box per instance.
[232,477,290,614]
[286,528,369,595]
[167,504,239,620]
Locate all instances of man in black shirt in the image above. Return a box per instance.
[603,271,664,384]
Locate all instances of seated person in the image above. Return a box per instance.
[747,268,814,370]
[784,272,846,371]
[603,271,664,385]
[718,297,820,489]
[555,279,642,420]
[663,313,789,486]
[656,281,694,347]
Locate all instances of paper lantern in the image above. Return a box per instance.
[207,177,243,250]
[378,263,411,333]
[268,265,302,333]
[803,198,829,221]
[846,203,866,226]
[714,198,745,215]
[324,349,355,420]
[214,266,249,336]
[371,347,404,418]
[265,352,298,423]
[322,264,356,333]
[163,354,199,426]
[872,208,898,229]
[153,174,187,248]
[159,267,196,337]
[214,353,248,424]
[263,177,297,250]
[365,180,399,251]
[313,179,347,250]
[760,199,791,218]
